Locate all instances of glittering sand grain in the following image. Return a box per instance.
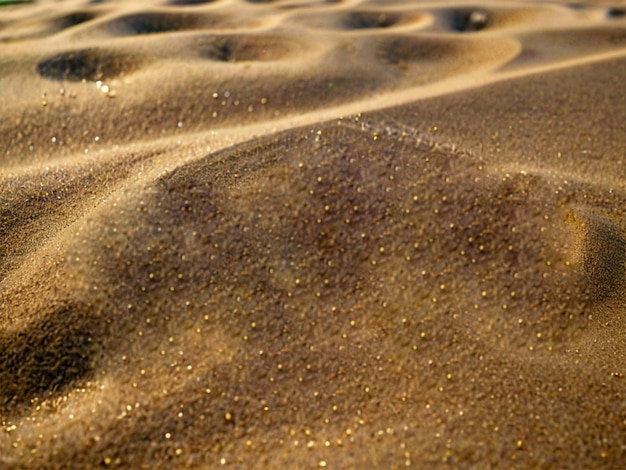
[1,0,625,468]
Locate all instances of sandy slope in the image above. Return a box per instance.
[1,0,625,468]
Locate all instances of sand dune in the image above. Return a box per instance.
[1,0,625,468]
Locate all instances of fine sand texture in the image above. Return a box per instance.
[1,0,625,468]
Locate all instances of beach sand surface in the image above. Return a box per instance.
[1,0,625,468]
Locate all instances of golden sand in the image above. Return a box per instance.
[1,0,625,468]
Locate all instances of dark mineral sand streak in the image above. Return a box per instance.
[1,0,625,469]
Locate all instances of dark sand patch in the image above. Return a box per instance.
[37,47,147,81]
[292,9,428,30]
[194,33,307,62]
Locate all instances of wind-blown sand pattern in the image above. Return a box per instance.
[1,0,625,468]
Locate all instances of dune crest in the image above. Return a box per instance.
[567,210,626,304]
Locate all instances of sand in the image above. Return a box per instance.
[0,0,625,468]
